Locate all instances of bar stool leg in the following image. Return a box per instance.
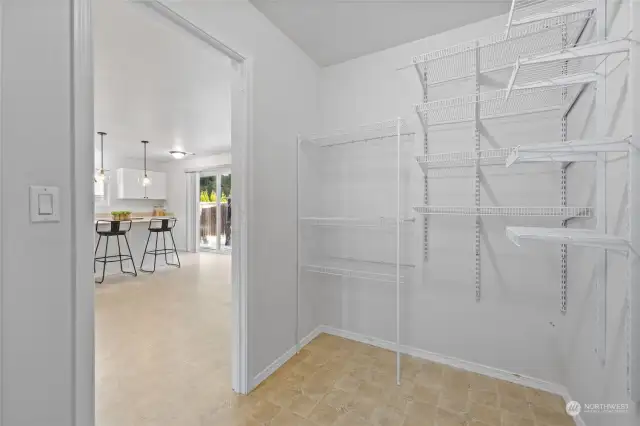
[94,234,102,273]
[140,231,152,272]
[96,236,109,284]
[116,235,124,272]
[116,235,137,277]
[123,233,138,277]
[168,230,181,268]
[152,232,159,272]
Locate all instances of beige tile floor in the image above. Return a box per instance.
[96,253,575,426]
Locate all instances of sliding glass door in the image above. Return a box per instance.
[199,171,231,252]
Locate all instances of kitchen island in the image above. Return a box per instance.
[94,216,180,280]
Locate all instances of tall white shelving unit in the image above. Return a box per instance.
[297,119,414,384]
[410,0,638,401]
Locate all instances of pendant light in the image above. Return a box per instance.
[141,140,152,187]
[94,132,109,183]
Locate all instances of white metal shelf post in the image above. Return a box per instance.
[629,0,640,403]
[595,0,607,365]
[421,65,429,260]
[474,42,482,301]
[396,118,401,385]
[561,18,569,314]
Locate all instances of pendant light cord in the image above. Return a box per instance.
[142,141,149,177]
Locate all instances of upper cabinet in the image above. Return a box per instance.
[144,170,167,200]
[116,168,167,200]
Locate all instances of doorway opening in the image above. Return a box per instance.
[85,0,251,424]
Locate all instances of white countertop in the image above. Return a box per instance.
[94,217,176,224]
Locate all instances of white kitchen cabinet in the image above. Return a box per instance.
[144,170,167,200]
[116,168,167,200]
[117,168,145,199]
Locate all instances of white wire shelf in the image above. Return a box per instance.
[506,226,630,253]
[415,82,585,127]
[302,265,405,284]
[410,9,593,86]
[328,256,416,268]
[506,0,595,35]
[507,38,630,96]
[416,148,513,170]
[300,217,416,227]
[507,136,632,166]
[301,118,413,148]
[413,206,593,219]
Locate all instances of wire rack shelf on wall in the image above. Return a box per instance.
[409,9,593,86]
[506,0,596,35]
[302,265,405,284]
[416,148,513,170]
[413,206,593,219]
[507,38,630,95]
[507,136,632,166]
[415,82,587,128]
[328,256,416,269]
[506,226,630,253]
[301,118,413,148]
[300,217,416,228]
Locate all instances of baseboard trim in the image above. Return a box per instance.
[319,325,568,397]
[251,324,578,413]
[251,326,323,390]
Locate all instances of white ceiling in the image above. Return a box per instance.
[248,0,511,66]
[93,0,233,162]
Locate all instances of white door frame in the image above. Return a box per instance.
[72,1,253,424]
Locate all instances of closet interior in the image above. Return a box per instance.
[296,0,639,402]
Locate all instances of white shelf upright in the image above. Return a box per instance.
[297,118,413,386]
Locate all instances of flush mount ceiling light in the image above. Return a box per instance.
[169,150,194,160]
[140,140,152,187]
[94,131,110,183]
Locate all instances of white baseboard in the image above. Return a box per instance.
[251,324,581,420]
[320,325,567,397]
[251,326,323,390]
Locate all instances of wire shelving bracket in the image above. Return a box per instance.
[507,38,630,97]
[506,226,630,253]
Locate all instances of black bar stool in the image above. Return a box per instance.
[94,220,137,284]
[140,218,181,273]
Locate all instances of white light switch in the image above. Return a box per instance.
[38,194,54,215]
[30,186,60,223]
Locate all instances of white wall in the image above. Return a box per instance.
[165,0,319,381]
[163,152,232,250]
[93,0,233,161]
[0,0,76,424]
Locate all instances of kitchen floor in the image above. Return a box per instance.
[96,253,574,426]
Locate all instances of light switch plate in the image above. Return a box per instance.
[30,186,60,223]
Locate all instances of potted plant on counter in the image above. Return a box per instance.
[111,211,132,221]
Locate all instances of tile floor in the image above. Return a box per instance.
[221,333,576,426]
[96,252,575,426]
